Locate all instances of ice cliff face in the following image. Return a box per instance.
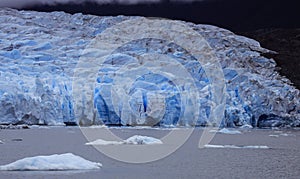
[0,8,299,127]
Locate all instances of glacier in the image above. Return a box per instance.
[0,8,299,127]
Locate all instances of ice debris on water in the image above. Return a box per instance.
[217,128,242,134]
[0,9,299,127]
[85,139,124,145]
[269,134,279,138]
[85,135,163,145]
[124,135,163,145]
[204,144,269,149]
[239,124,253,129]
[0,153,102,171]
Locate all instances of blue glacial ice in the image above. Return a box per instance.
[0,8,299,127]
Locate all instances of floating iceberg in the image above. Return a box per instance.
[85,135,163,145]
[269,134,279,138]
[0,8,299,127]
[124,135,163,145]
[279,133,295,137]
[85,139,123,145]
[0,153,102,171]
[239,124,253,129]
[217,128,242,134]
[204,144,269,149]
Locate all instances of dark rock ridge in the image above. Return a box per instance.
[240,29,300,90]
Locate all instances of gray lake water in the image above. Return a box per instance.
[0,127,299,179]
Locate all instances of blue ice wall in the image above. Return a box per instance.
[0,9,299,127]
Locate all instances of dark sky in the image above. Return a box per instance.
[2,0,300,32]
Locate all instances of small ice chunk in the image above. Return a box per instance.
[0,140,3,144]
[218,128,242,134]
[205,144,244,149]
[240,124,253,129]
[243,145,269,149]
[0,153,102,171]
[39,126,50,129]
[88,125,108,129]
[124,135,163,145]
[204,144,269,149]
[204,144,226,148]
[269,134,279,138]
[274,131,283,133]
[209,129,219,133]
[85,139,123,145]
[280,133,295,137]
[85,135,163,145]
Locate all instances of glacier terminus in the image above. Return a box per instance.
[0,8,299,128]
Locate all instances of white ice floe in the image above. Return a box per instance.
[0,153,102,171]
[87,125,108,129]
[274,131,283,133]
[217,128,242,134]
[269,134,280,137]
[85,139,123,145]
[280,133,295,137]
[239,124,253,129]
[0,140,3,144]
[204,144,269,149]
[124,135,163,145]
[269,133,295,137]
[39,126,50,129]
[85,135,163,145]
